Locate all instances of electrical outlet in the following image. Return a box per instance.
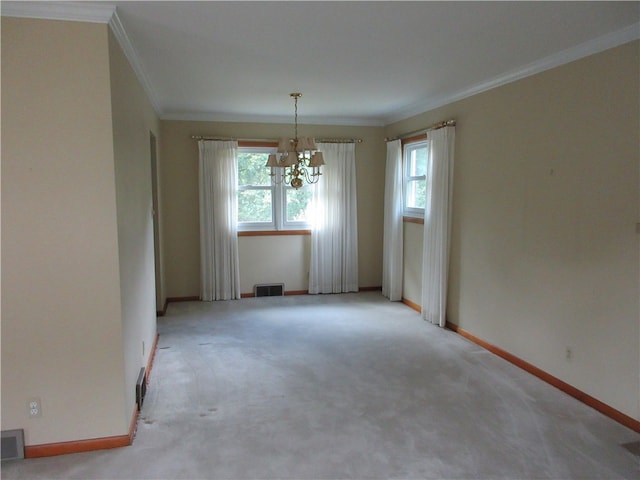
[28,397,42,418]
[565,347,572,361]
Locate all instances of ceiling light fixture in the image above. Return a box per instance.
[266,93,324,189]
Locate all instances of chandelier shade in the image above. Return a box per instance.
[280,153,298,168]
[265,154,279,167]
[265,93,323,189]
[309,151,325,167]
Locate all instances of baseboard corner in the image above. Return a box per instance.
[24,406,139,458]
[401,297,421,313]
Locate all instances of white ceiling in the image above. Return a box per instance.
[4,1,640,126]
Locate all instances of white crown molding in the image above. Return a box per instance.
[0,1,115,23]
[383,22,640,125]
[161,111,385,127]
[108,12,163,116]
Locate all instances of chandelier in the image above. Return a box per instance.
[265,93,324,189]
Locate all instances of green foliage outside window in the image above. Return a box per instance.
[286,187,312,222]
[408,179,426,209]
[405,142,429,212]
[238,152,271,186]
[238,152,272,223]
[238,190,272,222]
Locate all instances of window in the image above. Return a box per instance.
[403,140,429,218]
[237,146,313,231]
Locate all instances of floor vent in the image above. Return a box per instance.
[254,283,284,297]
[1,429,25,461]
[136,367,147,410]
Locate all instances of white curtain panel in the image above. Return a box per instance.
[198,140,241,301]
[309,142,359,294]
[421,126,455,326]
[382,139,404,301]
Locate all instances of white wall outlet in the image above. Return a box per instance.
[28,397,42,418]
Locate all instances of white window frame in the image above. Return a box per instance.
[403,140,429,218]
[237,146,313,232]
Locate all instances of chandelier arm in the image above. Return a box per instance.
[270,167,284,185]
[302,165,321,184]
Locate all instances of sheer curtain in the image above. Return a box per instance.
[309,142,358,294]
[198,140,241,301]
[382,139,403,301]
[421,126,455,326]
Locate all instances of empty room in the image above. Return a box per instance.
[1,1,639,479]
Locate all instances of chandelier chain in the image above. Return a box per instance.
[293,95,298,142]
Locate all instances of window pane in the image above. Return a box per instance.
[406,179,426,209]
[238,189,272,223]
[286,187,312,222]
[409,147,428,176]
[238,152,271,186]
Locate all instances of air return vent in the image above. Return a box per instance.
[1,429,25,461]
[254,283,284,297]
[136,367,146,410]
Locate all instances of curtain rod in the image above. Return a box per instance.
[191,135,362,144]
[317,138,363,144]
[384,119,456,142]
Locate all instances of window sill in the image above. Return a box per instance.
[403,216,424,225]
[238,230,312,237]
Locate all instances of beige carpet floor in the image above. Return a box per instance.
[3,292,639,479]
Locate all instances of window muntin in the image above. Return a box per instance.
[403,140,429,217]
[237,146,313,231]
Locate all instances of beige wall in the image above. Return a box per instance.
[1,16,162,447]
[402,222,424,304]
[239,236,310,293]
[108,29,161,428]
[387,41,640,420]
[1,18,127,444]
[160,120,385,298]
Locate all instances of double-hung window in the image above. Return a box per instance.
[403,139,429,218]
[237,146,313,231]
